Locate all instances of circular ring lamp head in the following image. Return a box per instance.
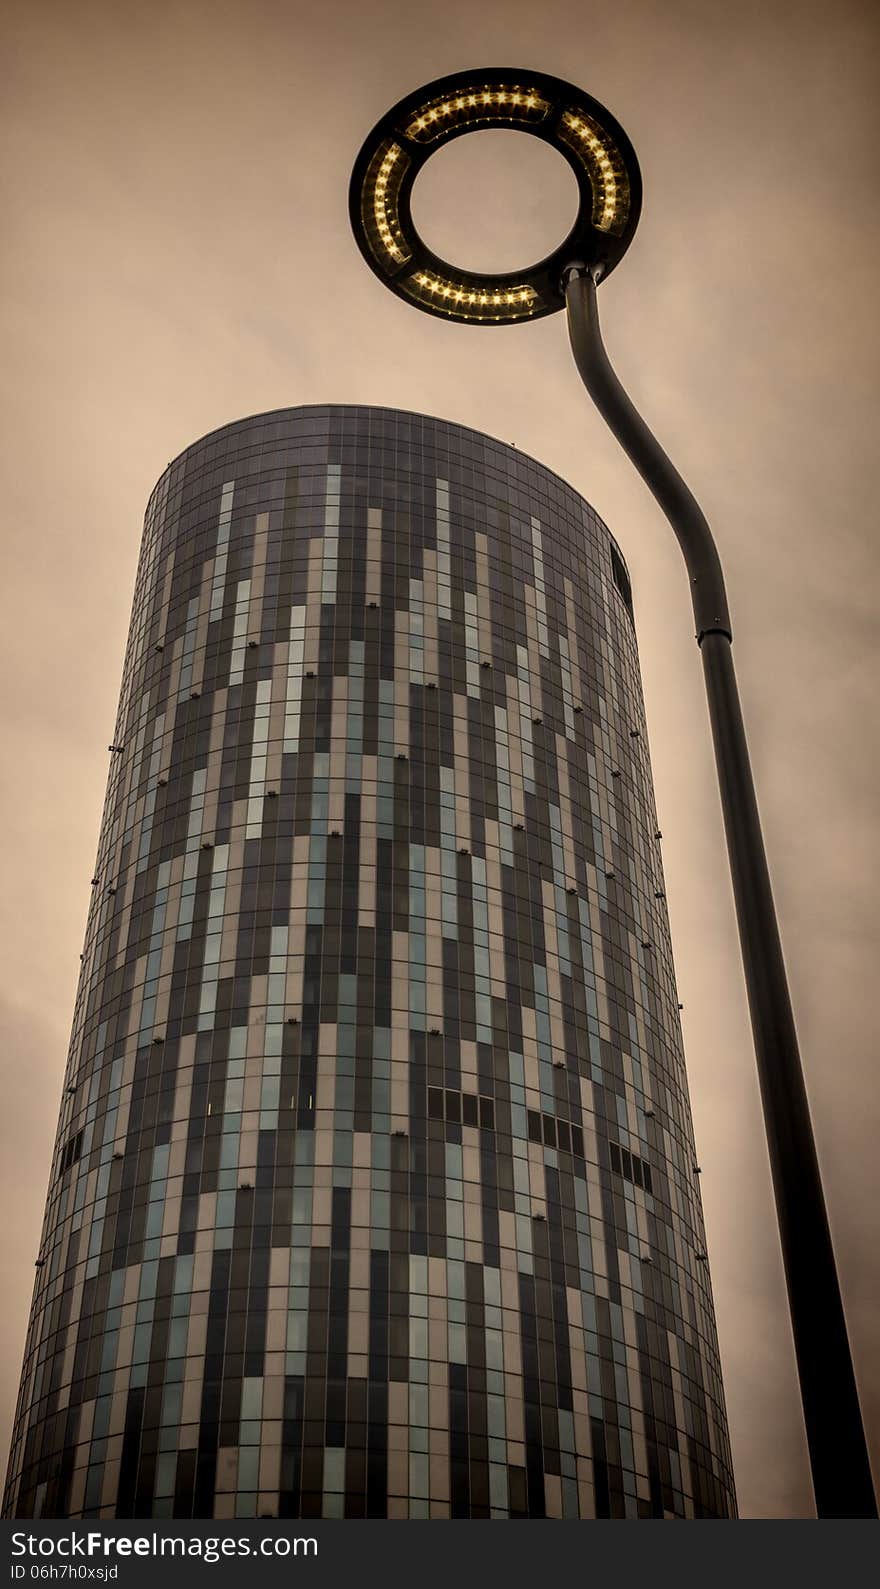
[349,67,641,326]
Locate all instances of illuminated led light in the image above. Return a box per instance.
[365,142,412,265]
[408,269,539,320]
[404,84,551,141]
[559,109,629,233]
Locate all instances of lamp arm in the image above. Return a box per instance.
[563,262,877,1520]
[563,265,730,644]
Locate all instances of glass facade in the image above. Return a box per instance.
[3,406,735,1520]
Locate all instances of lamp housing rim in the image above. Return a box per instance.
[349,66,642,326]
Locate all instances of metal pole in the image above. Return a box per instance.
[563,265,876,1519]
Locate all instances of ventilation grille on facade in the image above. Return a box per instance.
[609,1139,653,1193]
[58,1128,84,1178]
[609,541,634,624]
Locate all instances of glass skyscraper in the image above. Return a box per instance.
[4,406,735,1520]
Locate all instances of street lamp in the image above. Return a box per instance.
[350,66,877,1520]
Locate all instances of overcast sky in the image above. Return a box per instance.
[1,0,878,1518]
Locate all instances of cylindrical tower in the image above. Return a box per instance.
[4,406,735,1520]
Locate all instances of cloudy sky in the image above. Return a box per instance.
[2,0,877,1518]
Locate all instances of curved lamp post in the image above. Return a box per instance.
[349,67,876,1519]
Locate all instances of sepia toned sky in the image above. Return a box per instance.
[1,0,878,1519]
